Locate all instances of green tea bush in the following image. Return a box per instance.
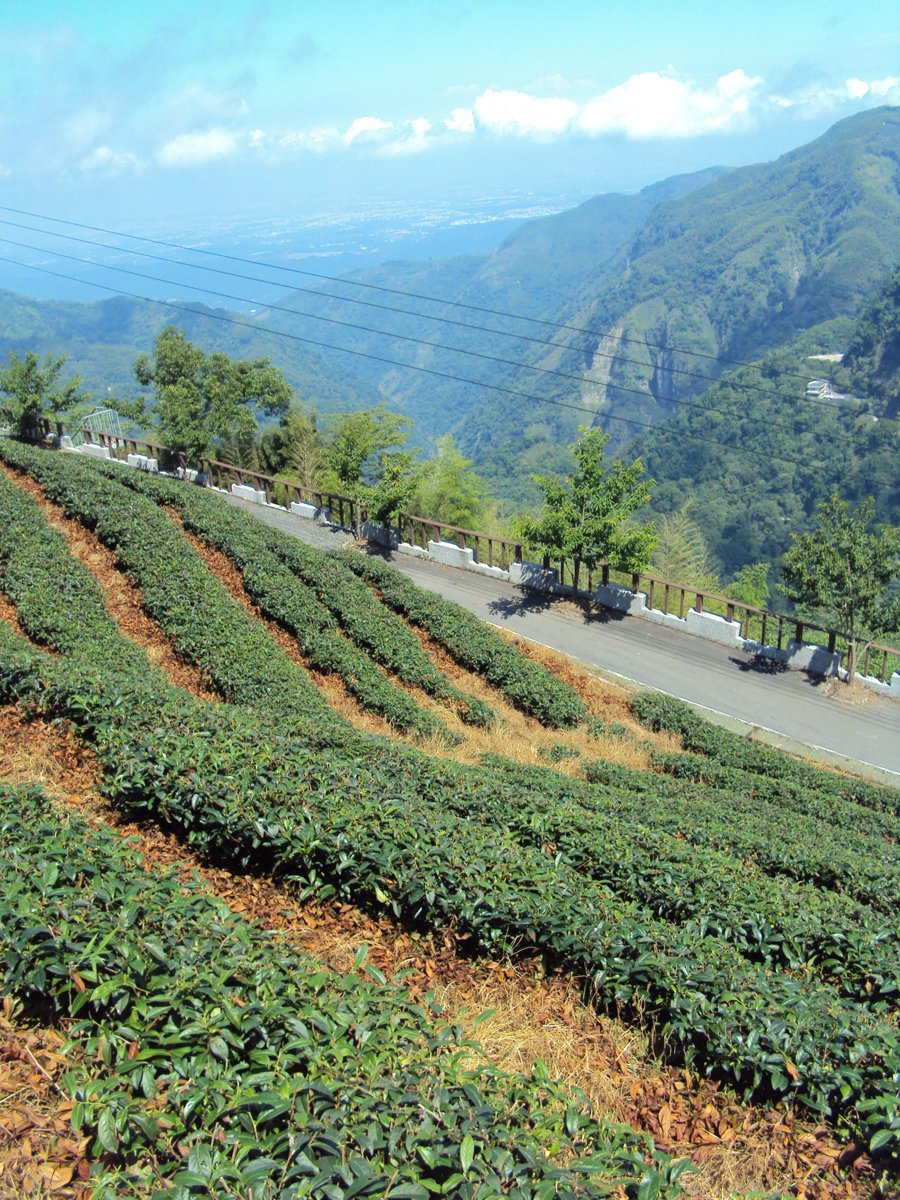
[345,553,587,727]
[0,783,687,1199]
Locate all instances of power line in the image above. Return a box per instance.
[0,251,829,474]
[0,231,829,441]
[0,201,874,399]
[0,212,876,420]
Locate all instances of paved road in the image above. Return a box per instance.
[220,493,900,782]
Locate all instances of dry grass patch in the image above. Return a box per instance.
[402,620,680,776]
[0,999,91,1199]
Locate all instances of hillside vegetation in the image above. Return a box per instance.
[260,107,900,497]
[0,290,383,416]
[838,265,900,413]
[0,439,898,1197]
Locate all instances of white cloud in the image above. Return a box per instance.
[157,128,238,167]
[279,125,341,152]
[379,117,433,157]
[579,69,761,139]
[78,145,143,173]
[142,67,897,176]
[473,88,579,136]
[343,116,394,146]
[444,106,475,134]
[770,75,900,112]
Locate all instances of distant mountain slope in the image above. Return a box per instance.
[0,291,382,415]
[622,313,899,579]
[264,166,727,467]
[838,265,900,414]
[461,106,900,484]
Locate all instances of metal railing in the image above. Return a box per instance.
[40,422,900,685]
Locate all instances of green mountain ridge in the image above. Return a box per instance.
[0,290,383,417]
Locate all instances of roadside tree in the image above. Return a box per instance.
[0,350,87,436]
[414,434,485,530]
[519,426,656,591]
[131,327,292,460]
[780,493,900,681]
[325,405,415,536]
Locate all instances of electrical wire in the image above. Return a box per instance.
[0,201,883,402]
[0,230,833,441]
[0,212,879,420]
[0,250,836,474]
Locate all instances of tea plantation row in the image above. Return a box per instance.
[0,783,685,1198]
[4,448,897,979]
[0,456,898,1165]
[91,453,582,730]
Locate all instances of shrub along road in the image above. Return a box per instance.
[224,492,900,780]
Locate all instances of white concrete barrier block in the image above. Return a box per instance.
[397,542,430,558]
[471,562,509,581]
[510,560,559,591]
[741,638,843,677]
[686,608,742,648]
[60,435,74,449]
[126,454,157,473]
[290,501,318,520]
[363,520,400,549]
[428,540,475,569]
[80,444,111,460]
[890,672,900,698]
[231,483,266,505]
[642,607,687,631]
[594,582,647,617]
[783,638,842,676]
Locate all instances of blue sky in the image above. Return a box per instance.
[1,0,898,228]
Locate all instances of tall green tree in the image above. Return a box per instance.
[519,427,656,590]
[0,350,87,436]
[325,405,414,536]
[413,434,485,529]
[256,405,328,491]
[651,500,721,593]
[780,494,900,681]
[727,562,771,611]
[131,327,292,460]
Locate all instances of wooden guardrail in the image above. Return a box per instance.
[32,420,900,685]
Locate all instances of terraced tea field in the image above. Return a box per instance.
[0,438,897,1199]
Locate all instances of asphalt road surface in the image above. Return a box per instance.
[219,494,900,783]
[388,554,900,782]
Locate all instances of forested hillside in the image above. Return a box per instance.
[837,266,900,413]
[260,107,899,502]
[0,290,383,415]
[457,107,900,486]
[625,319,899,577]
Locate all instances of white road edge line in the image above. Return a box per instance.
[489,622,900,782]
